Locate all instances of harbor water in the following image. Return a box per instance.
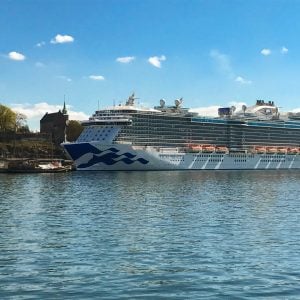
[1,170,300,299]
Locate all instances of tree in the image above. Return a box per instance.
[66,120,83,142]
[16,113,28,132]
[18,124,30,133]
[0,104,16,132]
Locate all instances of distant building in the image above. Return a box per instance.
[40,102,69,144]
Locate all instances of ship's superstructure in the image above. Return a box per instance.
[62,94,300,170]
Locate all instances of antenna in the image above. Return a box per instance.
[98,100,100,110]
[242,105,247,114]
[174,97,183,108]
[160,99,166,107]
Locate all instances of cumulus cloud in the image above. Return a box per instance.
[36,41,46,47]
[12,102,63,119]
[68,111,89,121]
[189,105,220,117]
[189,101,248,117]
[281,46,288,54]
[116,56,135,63]
[8,51,26,61]
[148,55,166,68]
[235,76,252,85]
[289,107,300,112]
[261,48,271,56]
[50,34,74,44]
[11,102,89,131]
[89,75,105,81]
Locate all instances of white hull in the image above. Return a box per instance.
[62,142,300,171]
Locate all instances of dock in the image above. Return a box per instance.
[0,158,75,173]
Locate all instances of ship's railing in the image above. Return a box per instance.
[131,146,181,153]
[116,141,133,145]
[132,145,161,152]
[159,147,180,154]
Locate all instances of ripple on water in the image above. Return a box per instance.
[1,170,300,299]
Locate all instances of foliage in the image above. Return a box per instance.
[0,104,16,132]
[18,125,30,133]
[16,113,28,132]
[66,120,83,142]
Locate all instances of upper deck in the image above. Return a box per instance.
[75,94,300,149]
[83,94,300,128]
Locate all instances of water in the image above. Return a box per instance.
[1,170,300,299]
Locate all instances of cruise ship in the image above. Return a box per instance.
[62,94,300,170]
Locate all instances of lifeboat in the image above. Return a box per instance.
[266,146,277,154]
[201,145,215,153]
[277,147,287,154]
[215,146,228,153]
[254,146,266,154]
[287,147,299,154]
[188,144,202,152]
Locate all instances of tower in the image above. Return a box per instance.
[62,100,67,115]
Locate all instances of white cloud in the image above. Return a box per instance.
[56,75,72,82]
[290,107,300,112]
[11,102,89,131]
[148,55,166,68]
[50,34,74,44]
[12,102,63,119]
[36,41,46,47]
[8,51,26,61]
[89,75,105,81]
[261,48,271,56]
[281,46,288,54]
[189,105,220,117]
[116,56,135,63]
[68,111,89,121]
[189,101,248,117]
[235,76,252,85]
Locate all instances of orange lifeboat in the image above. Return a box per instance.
[266,146,277,154]
[254,146,266,154]
[188,144,202,152]
[201,144,215,153]
[215,146,228,153]
[277,147,287,154]
[287,147,299,154]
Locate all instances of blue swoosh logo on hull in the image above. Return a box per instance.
[64,143,149,168]
[64,143,120,160]
[77,153,149,168]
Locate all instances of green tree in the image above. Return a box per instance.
[0,104,16,132]
[66,120,83,142]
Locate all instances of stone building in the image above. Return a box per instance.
[40,102,68,145]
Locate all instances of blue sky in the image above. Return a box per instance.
[1,0,300,130]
